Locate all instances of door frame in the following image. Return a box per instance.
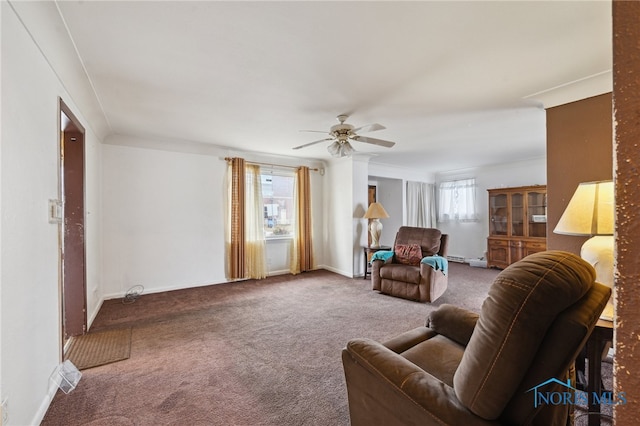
[58,98,87,351]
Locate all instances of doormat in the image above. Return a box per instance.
[65,328,132,370]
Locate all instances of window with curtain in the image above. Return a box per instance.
[225,158,314,279]
[261,166,314,274]
[261,170,295,239]
[437,178,478,222]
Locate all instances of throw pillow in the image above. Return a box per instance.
[395,243,422,266]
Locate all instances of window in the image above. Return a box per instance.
[261,171,295,238]
[437,178,478,222]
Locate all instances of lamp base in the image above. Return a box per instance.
[369,219,383,248]
[581,235,614,320]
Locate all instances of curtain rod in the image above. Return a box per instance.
[224,157,320,172]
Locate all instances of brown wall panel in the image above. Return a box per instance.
[613,0,640,420]
[546,93,613,254]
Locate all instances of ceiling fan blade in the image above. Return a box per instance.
[352,123,386,133]
[352,135,395,148]
[299,130,330,134]
[292,138,333,150]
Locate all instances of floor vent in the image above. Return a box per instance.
[446,255,466,263]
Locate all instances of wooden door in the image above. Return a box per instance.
[61,103,87,339]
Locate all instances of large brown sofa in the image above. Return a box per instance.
[343,251,611,425]
[371,226,448,302]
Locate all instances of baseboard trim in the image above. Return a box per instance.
[267,269,292,276]
[101,279,226,301]
[100,267,355,301]
[317,264,353,278]
[32,364,67,425]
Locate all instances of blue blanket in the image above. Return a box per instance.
[370,250,394,263]
[421,255,448,275]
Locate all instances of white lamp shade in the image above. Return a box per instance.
[554,180,614,236]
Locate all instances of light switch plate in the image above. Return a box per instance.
[48,199,62,224]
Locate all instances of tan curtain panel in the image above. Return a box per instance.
[245,164,267,279]
[290,166,314,274]
[225,157,245,280]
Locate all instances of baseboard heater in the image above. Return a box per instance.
[446,255,466,263]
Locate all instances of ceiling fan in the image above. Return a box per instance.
[293,115,396,157]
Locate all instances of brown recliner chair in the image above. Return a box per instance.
[371,226,448,302]
[343,251,611,425]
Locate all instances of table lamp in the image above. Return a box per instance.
[364,202,389,248]
[553,180,614,320]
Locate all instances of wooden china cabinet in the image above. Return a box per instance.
[487,185,547,269]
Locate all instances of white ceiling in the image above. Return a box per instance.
[55,0,612,173]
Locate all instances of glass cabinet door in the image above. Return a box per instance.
[527,191,547,238]
[489,193,508,236]
[510,193,524,237]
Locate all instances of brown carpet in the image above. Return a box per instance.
[42,264,611,425]
[65,328,132,370]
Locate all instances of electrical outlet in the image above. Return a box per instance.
[1,397,8,425]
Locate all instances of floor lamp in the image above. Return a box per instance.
[364,202,389,248]
[553,180,614,320]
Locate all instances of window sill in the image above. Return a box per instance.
[266,236,294,242]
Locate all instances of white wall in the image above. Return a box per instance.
[322,156,379,278]
[352,158,370,276]
[1,4,103,424]
[102,135,326,296]
[368,177,403,249]
[322,156,442,279]
[368,161,436,250]
[101,142,226,296]
[436,157,547,260]
[368,161,435,183]
[322,158,355,276]
[265,238,293,274]
[85,128,103,323]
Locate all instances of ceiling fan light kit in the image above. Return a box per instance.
[327,141,354,158]
[294,115,396,158]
